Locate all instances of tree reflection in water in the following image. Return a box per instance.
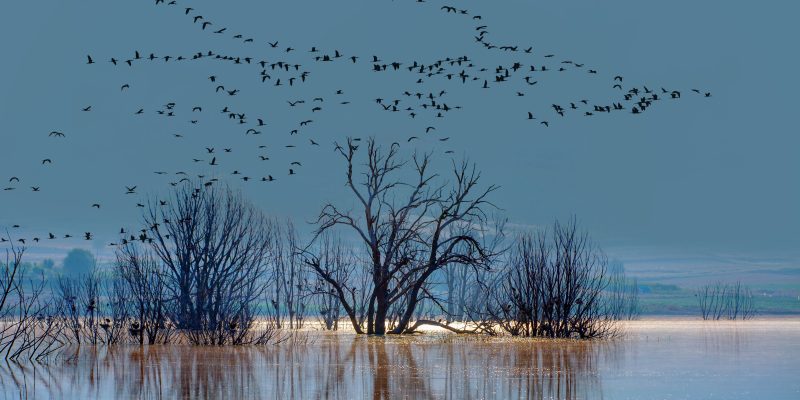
[0,334,610,399]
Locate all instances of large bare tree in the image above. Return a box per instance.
[306,137,502,334]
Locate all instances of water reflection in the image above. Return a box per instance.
[0,335,609,399]
[2,320,798,399]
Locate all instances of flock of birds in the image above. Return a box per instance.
[1,0,710,248]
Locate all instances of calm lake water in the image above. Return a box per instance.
[1,319,798,399]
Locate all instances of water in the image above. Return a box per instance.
[1,319,798,399]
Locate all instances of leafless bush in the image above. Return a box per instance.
[138,183,273,345]
[697,281,756,320]
[116,243,174,344]
[98,277,133,345]
[55,272,104,345]
[1,240,66,361]
[479,220,618,339]
[267,220,308,329]
[239,317,284,345]
[54,276,81,344]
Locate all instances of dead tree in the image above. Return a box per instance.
[0,240,65,361]
[116,243,173,344]
[99,277,132,345]
[697,281,756,320]
[308,137,502,334]
[307,233,356,331]
[484,220,617,339]
[726,281,756,320]
[141,183,273,345]
[0,238,24,318]
[55,275,85,344]
[268,220,308,329]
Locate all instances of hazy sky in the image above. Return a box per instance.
[1,0,798,265]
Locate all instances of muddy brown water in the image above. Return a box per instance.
[1,319,798,399]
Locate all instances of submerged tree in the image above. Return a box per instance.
[306,137,503,334]
[129,183,273,345]
[116,243,173,344]
[696,281,756,320]
[483,220,619,339]
[1,238,65,361]
[267,220,308,329]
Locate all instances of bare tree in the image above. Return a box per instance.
[481,220,618,339]
[697,281,756,320]
[0,238,24,318]
[0,239,65,361]
[116,243,173,344]
[139,183,274,345]
[307,233,356,331]
[307,137,502,334]
[99,276,132,345]
[55,275,85,345]
[268,220,308,329]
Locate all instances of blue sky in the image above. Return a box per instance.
[0,0,798,266]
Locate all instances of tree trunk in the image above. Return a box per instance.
[374,291,388,335]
